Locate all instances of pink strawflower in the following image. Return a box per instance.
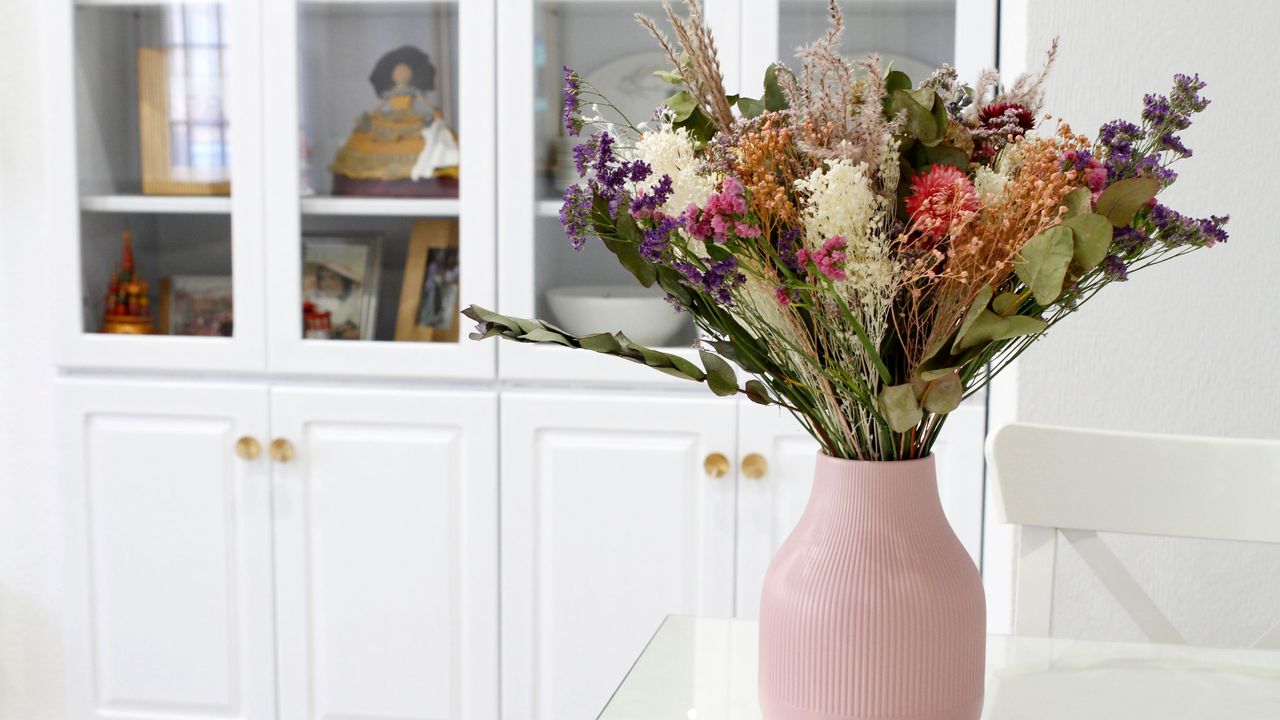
[905,165,979,244]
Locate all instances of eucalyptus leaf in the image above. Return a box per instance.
[664,90,698,121]
[884,69,912,95]
[889,89,939,145]
[918,366,960,382]
[737,96,765,119]
[709,339,766,374]
[921,144,970,170]
[1095,177,1159,227]
[992,292,1022,316]
[744,379,771,406]
[763,64,790,111]
[1063,213,1113,271]
[700,350,739,397]
[521,328,573,346]
[579,332,622,353]
[879,384,923,433]
[1014,225,1074,305]
[1062,187,1091,219]
[653,68,684,84]
[956,310,1048,351]
[667,353,707,381]
[921,371,962,414]
[949,286,994,355]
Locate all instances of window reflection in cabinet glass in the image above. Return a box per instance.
[778,0,956,78]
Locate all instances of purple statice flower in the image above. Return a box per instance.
[663,293,685,312]
[1098,74,1213,185]
[560,183,593,251]
[562,66,584,136]
[1102,254,1129,281]
[630,175,674,218]
[571,133,603,177]
[593,132,616,175]
[638,213,682,262]
[671,257,745,306]
[672,260,703,286]
[1149,204,1230,248]
[777,227,804,274]
[701,258,746,305]
[1158,133,1192,158]
[1110,226,1151,255]
[1171,73,1211,113]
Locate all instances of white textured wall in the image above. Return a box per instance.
[1015,0,1280,645]
[0,2,65,718]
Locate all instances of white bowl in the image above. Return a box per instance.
[545,284,687,347]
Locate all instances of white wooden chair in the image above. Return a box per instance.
[987,422,1280,647]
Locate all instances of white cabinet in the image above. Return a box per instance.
[500,391,738,720]
[58,379,499,720]
[57,379,277,720]
[271,386,499,720]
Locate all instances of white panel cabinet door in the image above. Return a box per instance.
[57,378,275,720]
[736,398,987,619]
[270,386,498,720]
[501,391,738,720]
[734,401,820,619]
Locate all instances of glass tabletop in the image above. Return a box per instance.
[599,615,1280,720]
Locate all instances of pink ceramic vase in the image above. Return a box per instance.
[758,454,985,720]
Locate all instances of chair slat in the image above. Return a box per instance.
[1062,529,1185,644]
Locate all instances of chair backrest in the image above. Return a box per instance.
[987,422,1280,647]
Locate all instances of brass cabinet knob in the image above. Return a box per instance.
[704,452,730,478]
[269,438,296,463]
[234,436,261,461]
[742,453,768,479]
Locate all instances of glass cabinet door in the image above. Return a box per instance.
[262,0,495,379]
[58,0,266,371]
[498,1,740,383]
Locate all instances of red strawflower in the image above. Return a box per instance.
[905,165,980,245]
[977,102,1035,131]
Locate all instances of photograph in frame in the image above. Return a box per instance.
[396,220,459,342]
[302,234,382,340]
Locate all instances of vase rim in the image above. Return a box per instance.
[816,451,935,466]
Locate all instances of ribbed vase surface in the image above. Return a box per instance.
[758,454,985,720]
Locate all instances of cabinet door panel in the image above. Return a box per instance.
[271,387,498,720]
[57,379,274,720]
[736,399,987,619]
[501,391,737,720]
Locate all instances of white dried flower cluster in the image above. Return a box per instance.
[795,159,895,295]
[973,166,1009,202]
[633,123,717,215]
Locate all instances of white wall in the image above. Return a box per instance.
[0,2,65,718]
[1007,0,1280,645]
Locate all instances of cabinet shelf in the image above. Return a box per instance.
[299,196,460,217]
[80,195,232,214]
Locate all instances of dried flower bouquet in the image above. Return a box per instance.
[465,0,1226,461]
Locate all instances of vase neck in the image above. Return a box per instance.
[806,454,944,524]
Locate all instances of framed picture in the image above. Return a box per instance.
[302,234,382,341]
[396,220,459,342]
[159,275,233,336]
[138,43,232,196]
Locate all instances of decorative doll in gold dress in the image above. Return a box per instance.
[330,45,460,197]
